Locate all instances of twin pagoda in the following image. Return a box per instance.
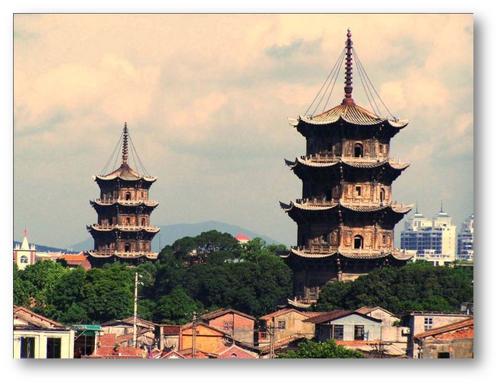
[86,123,160,266]
[281,30,413,303]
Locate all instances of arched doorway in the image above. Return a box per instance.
[354,143,363,158]
[354,235,364,249]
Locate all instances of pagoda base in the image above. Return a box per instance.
[286,250,410,303]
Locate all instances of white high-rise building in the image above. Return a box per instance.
[457,214,474,261]
[400,204,457,266]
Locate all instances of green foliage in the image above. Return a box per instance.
[315,261,473,315]
[12,231,293,325]
[82,263,134,322]
[154,287,202,324]
[277,339,364,359]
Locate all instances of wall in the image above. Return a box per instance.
[13,330,75,359]
[207,313,255,345]
[316,313,382,342]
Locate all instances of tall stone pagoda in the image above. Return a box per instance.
[281,30,413,303]
[86,123,160,266]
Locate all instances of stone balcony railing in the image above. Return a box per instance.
[90,224,160,232]
[89,250,157,258]
[94,198,159,206]
[300,153,404,165]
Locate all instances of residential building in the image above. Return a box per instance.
[13,306,74,359]
[457,214,474,261]
[304,310,383,353]
[200,308,256,345]
[235,233,251,244]
[280,29,412,303]
[178,322,231,355]
[356,306,409,357]
[406,312,471,358]
[413,317,473,359]
[84,333,146,359]
[400,206,457,266]
[258,308,320,347]
[100,316,156,348]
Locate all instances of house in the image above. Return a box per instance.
[217,344,259,359]
[407,312,471,358]
[57,252,91,271]
[179,322,232,355]
[200,308,256,345]
[305,310,382,342]
[158,350,187,359]
[84,333,146,359]
[13,306,74,359]
[356,306,409,357]
[101,316,156,348]
[157,324,182,351]
[258,308,320,347]
[413,317,473,359]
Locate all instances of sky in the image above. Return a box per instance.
[13,14,473,248]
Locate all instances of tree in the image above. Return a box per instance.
[277,340,364,359]
[154,287,202,324]
[315,262,473,315]
[82,263,134,323]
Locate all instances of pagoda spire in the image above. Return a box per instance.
[342,29,354,105]
[122,122,129,165]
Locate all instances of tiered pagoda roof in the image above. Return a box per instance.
[288,247,413,261]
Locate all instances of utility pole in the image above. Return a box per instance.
[192,312,197,358]
[269,318,275,359]
[133,272,139,348]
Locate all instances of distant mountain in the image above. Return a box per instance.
[68,221,279,252]
[12,241,72,253]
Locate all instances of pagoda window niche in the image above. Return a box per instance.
[354,143,363,158]
[380,188,386,203]
[124,243,131,252]
[355,185,362,197]
[125,192,131,201]
[354,235,364,249]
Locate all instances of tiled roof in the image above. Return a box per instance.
[13,306,64,329]
[260,307,323,321]
[200,308,256,321]
[303,309,353,324]
[295,102,408,128]
[288,247,413,261]
[286,156,409,171]
[162,325,182,335]
[95,163,156,182]
[414,317,474,341]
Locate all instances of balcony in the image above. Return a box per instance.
[94,198,159,206]
[89,224,160,232]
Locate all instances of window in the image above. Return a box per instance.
[437,352,450,359]
[141,218,146,226]
[46,337,61,359]
[382,235,387,245]
[277,320,286,330]
[354,235,364,249]
[379,143,384,154]
[125,192,131,201]
[20,337,35,359]
[333,325,344,341]
[20,255,28,264]
[424,317,434,331]
[380,188,385,202]
[223,321,233,331]
[354,143,363,158]
[124,243,131,252]
[354,325,365,341]
[355,186,362,196]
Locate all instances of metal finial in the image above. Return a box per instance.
[122,122,129,165]
[440,200,444,213]
[343,29,354,105]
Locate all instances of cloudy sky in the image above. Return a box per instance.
[14,14,473,248]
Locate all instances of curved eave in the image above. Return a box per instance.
[288,248,414,261]
[94,175,157,183]
[87,250,158,260]
[285,157,409,172]
[87,225,161,234]
[295,115,408,129]
[90,200,159,208]
[280,201,412,215]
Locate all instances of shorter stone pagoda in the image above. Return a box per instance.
[86,123,160,266]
